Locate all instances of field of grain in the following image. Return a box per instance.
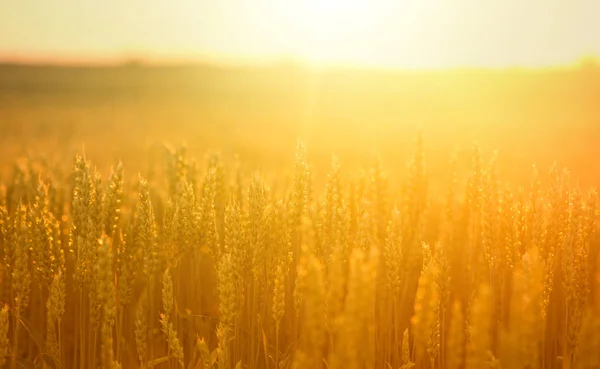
[0,64,599,369]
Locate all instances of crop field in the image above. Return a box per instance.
[0,64,599,369]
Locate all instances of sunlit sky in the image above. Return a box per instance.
[1,0,599,68]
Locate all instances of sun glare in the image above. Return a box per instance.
[277,0,422,66]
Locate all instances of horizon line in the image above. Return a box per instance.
[0,54,598,72]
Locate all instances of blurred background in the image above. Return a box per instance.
[1,0,599,187]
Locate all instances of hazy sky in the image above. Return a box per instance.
[1,0,599,68]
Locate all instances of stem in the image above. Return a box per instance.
[394,297,400,366]
[255,268,269,368]
[168,344,172,369]
[77,292,83,369]
[148,277,155,364]
[234,315,240,368]
[91,325,98,369]
[58,318,63,368]
[387,294,392,366]
[116,307,124,361]
[564,302,570,369]
[275,326,280,369]
[37,288,45,361]
[541,320,547,369]
[11,308,20,369]
[440,307,446,369]
[250,281,257,367]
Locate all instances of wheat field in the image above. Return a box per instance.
[0,128,598,369]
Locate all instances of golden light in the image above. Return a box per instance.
[2,0,598,68]
[276,0,427,66]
